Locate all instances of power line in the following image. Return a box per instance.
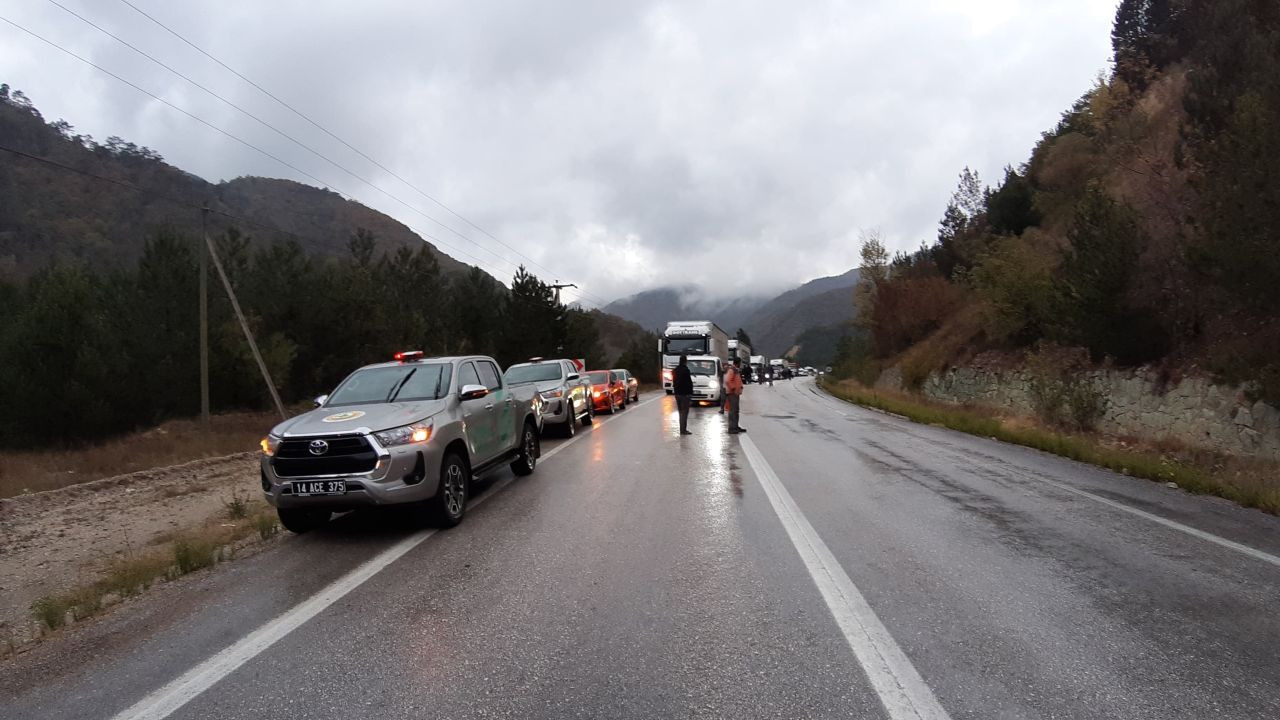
[23,5,614,307]
[42,0,531,278]
[24,5,535,281]
[113,0,613,307]
[0,13,530,281]
[0,143,645,333]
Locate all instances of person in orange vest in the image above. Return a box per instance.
[724,357,746,434]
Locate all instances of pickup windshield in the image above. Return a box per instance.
[505,364,563,384]
[327,364,452,406]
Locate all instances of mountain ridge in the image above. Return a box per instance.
[0,89,471,281]
[603,267,861,357]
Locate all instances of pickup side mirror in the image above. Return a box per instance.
[459,384,489,401]
[567,372,580,381]
[313,394,329,408]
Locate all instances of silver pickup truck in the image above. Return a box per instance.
[504,357,593,437]
[259,351,543,533]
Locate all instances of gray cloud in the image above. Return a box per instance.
[1,0,1116,304]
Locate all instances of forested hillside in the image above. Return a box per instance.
[0,88,655,448]
[747,269,860,357]
[838,0,1280,404]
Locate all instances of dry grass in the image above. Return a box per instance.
[0,411,277,499]
[28,501,280,633]
[821,377,1280,516]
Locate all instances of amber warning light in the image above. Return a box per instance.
[394,350,424,362]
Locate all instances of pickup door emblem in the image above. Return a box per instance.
[308,440,330,455]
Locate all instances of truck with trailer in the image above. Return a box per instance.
[659,321,730,401]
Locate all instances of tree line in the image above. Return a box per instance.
[833,0,1280,405]
[0,228,658,449]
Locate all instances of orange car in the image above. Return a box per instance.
[585,370,627,413]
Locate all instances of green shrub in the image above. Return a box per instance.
[172,538,216,575]
[31,595,70,631]
[254,511,280,541]
[222,487,249,520]
[1027,345,1106,430]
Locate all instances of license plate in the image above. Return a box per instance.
[292,480,346,496]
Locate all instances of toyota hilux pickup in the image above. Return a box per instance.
[504,357,593,437]
[260,351,543,533]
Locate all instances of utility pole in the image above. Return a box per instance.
[199,206,210,428]
[549,281,577,305]
[203,227,288,420]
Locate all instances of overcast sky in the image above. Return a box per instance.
[1,0,1117,305]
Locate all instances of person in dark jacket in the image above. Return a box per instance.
[673,354,694,435]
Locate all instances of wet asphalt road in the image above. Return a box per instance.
[3,379,1279,719]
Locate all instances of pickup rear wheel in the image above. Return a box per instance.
[582,403,594,426]
[429,452,469,528]
[511,421,539,476]
[277,508,330,534]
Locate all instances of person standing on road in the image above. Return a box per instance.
[718,362,728,415]
[725,357,746,434]
[673,354,694,435]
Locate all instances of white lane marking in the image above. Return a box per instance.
[810,383,1280,569]
[739,434,952,720]
[1032,476,1280,568]
[111,397,658,720]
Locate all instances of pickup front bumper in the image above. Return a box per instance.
[261,432,446,510]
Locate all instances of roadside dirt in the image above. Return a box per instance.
[0,453,262,648]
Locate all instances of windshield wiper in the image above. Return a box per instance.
[386,369,417,402]
[432,370,444,399]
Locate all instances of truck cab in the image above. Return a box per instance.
[660,320,730,393]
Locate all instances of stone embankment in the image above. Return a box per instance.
[902,362,1280,459]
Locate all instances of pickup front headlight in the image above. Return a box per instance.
[540,388,564,400]
[708,378,720,389]
[375,419,433,447]
[260,435,281,456]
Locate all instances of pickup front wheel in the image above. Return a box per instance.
[429,452,469,527]
[511,421,539,476]
[562,401,577,437]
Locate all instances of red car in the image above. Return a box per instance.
[586,370,627,413]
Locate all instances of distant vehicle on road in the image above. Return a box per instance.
[750,354,768,384]
[260,351,543,533]
[586,369,627,413]
[685,357,722,404]
[506,357,593,437]
[612,368,640,403]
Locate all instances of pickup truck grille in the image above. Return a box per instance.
[273,435,378,477]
